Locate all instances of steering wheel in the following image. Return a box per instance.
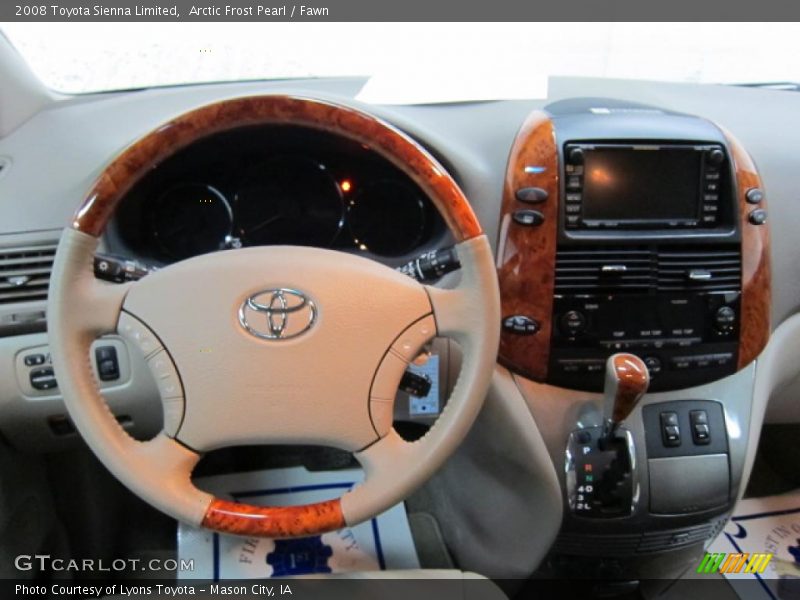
[48,96,500,538]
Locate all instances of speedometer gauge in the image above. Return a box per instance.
[234,156,344,247]
[149,183,233,261]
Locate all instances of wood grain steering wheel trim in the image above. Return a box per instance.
[202,498,345,538]
[71,94,482,242]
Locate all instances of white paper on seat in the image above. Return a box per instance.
[704,490,800,599]
[177,466,419,580]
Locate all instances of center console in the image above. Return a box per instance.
[496,98,771,581]
[498,99,769,392]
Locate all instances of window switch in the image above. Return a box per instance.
[660,412,681,447]
[690,410,711,445]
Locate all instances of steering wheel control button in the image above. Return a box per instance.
[30,367,57,391]
[748,208,767,225]
[146,349,184,436]
[95,345,120,381]
[390,315,437,362]
[118,312,162,358]
[745,188,764,204]
[502,315,540,335]
[369,399,393,436]
[162,397,185,437]
[512,209,544,227]
[371,352,407,400]
[515,187,548,204]
[147,350,183,399]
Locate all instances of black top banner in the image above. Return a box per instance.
[2,0,799,21]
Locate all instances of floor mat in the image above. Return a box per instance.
[177,466,419,579]
[705,490,800,600]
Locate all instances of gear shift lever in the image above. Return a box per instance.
[602,353,649,439]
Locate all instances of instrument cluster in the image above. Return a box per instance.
[112,125,446,263]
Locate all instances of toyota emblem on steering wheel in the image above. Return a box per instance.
[238,288,317,340]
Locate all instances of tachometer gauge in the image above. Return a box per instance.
[234,156,344,247]
[348,179,428,256]
[149,183,233,261]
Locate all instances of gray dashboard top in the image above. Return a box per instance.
[0,75,797,325]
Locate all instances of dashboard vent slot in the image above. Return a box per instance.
[656,246,741,292]
[555,246,654,294]
[0,244,57,304]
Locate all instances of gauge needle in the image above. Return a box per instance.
[247,214,283,234]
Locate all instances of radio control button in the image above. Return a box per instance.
[705,171,721,181]
[707,148,726,166]
[565,204,581,214]
[703,194,719,202]
[566,215,580,228]
[746,188,764,204]
[702,215,717,225]
[748,209,767,225]
[568,147,585,165]
[703,204,719,213]
[565,193,582,203]
[567,176,582,189]
[515,187,548,204]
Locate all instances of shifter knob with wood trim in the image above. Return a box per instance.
[603,353,649,436]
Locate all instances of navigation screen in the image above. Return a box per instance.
[581,147,702,223]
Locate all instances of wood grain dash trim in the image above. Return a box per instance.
[496,111,558,381]
[723,130,771,369]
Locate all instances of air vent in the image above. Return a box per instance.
[656,246,741,292]
[555,244,742,295]
[0,244,57,304]
[555,246,654,294]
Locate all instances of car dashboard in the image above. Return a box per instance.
[1,74,799,584]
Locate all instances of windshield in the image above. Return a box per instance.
[2,22,797,97]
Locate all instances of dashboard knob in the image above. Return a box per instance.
[707,148,726,166]
[568,147,585,165]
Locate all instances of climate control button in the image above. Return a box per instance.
[714,306,736,332]
[559,310,587,336]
